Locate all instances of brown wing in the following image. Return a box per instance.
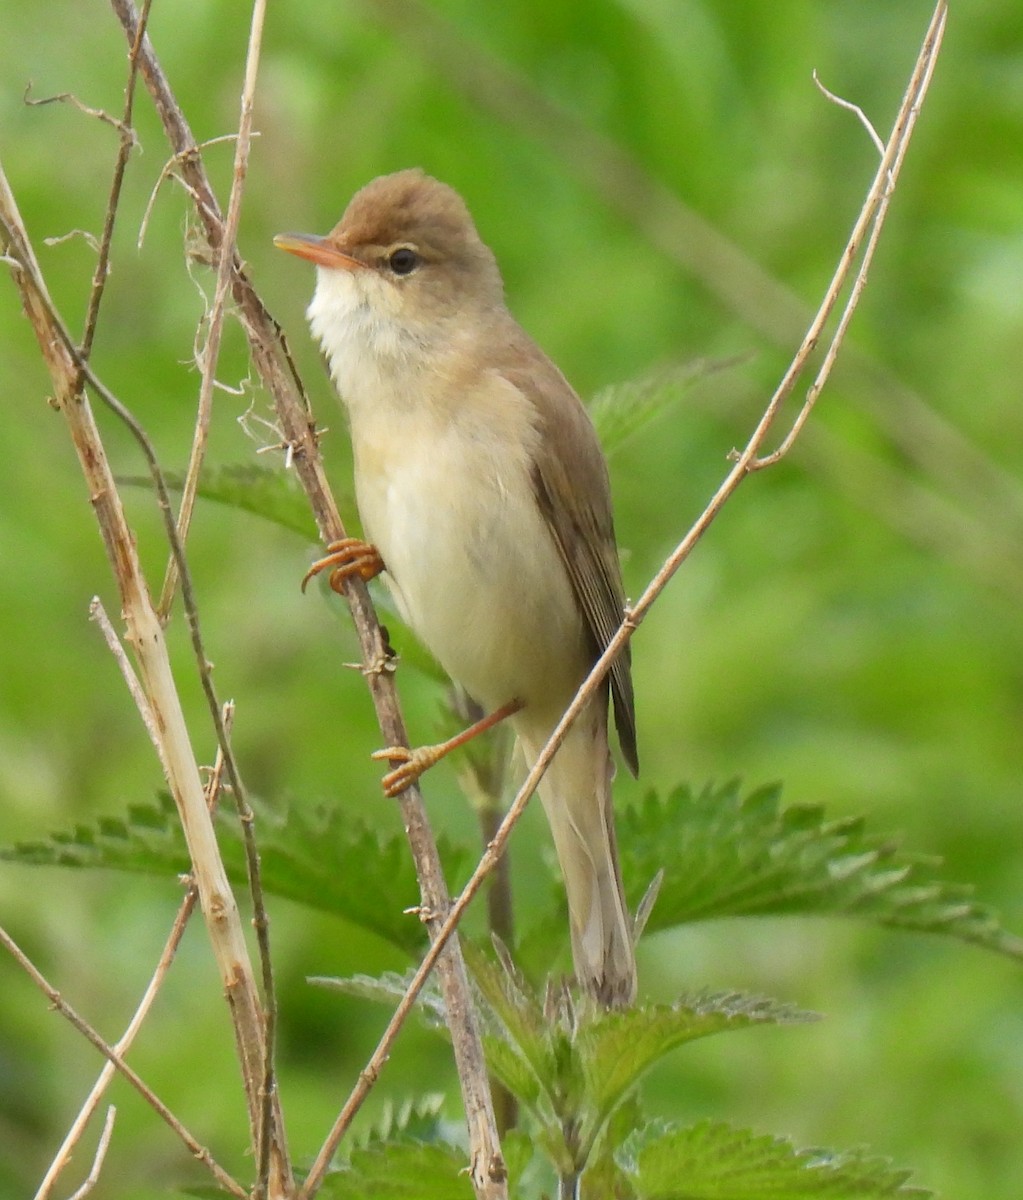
[500,355,638,776]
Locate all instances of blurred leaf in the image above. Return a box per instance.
[589,357,744,457]
[585,1091,644,1199]
[318,1141,474,1200]
[311,970,448,1028]
[464,940,563,1100]
[120,463,320,539]
[621,782,1023,959]
[620,1119,931,1198]
[582,992,813,1132]
[0,795,466,955]
[358,1094,449,1148]
[500,1129,537,1194]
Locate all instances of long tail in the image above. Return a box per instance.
[516,696,636,1008]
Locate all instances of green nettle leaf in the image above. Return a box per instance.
[311,971,448,1029]
[463,942,564,1098]
[121,463,321,538]
[358,1094,450,1147]
[621,1120,931,1199]
[317,1141,475,1200]
[581,993,813,1130]
[620,782,1023,958]
[589,359,740,457]
[0,796,464,956]
[458,948,812,1181]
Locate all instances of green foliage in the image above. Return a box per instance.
[317,1142,474,1200]
[620,782,1023,957]
[5,779,1020,971]
[316,945,929,1197]
[469,945,810,1173]
[4,2,1023,1195]
[121,464,322,539]
[312,1095,476,1200]
[620,1120,930,1199]
[589,358,744,458]
[0,794,465,955]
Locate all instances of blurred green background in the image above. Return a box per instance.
[2,1,1021,1196]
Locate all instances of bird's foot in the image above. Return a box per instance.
[301,537,384,594]
[371,697,525,796]
[371,744,446,797]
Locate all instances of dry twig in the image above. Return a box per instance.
[296,3,948,1181]
[33,710,234,1200]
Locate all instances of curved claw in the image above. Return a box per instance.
[368,699,525,798]
[302,537,384,595]
[371,745,440,797]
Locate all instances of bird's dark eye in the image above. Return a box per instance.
[387,247,419,276]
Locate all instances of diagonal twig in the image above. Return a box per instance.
[0,924,245,1200]
[64,1105,116,1200]
[296,4,948,1183]
[33,709,233,1200]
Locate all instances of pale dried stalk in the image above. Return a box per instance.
[297,2,948,1181]
[753,6,946,468]
[0,924,245,1199]
[0,166,290,1195]
[107,2,506,1195]
[148,4,289,1190]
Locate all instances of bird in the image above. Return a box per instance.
[275,168,638,1007]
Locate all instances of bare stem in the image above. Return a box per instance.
[33,891,198,1200]
[78,0,151,358]
[64,1105,116,1200]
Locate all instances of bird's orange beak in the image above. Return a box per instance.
[273,233,365,270]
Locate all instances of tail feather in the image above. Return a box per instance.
[516,697,636,1008]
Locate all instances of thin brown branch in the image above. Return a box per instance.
[144,4,286,1192]
[79,0,151,359]
[107,2,506,1195]
[0,924,246,1200]
[22,85,132,137]
[753,9,946,468]
[296,3,947,1173]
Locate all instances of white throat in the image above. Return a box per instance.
[306,267,435,417]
